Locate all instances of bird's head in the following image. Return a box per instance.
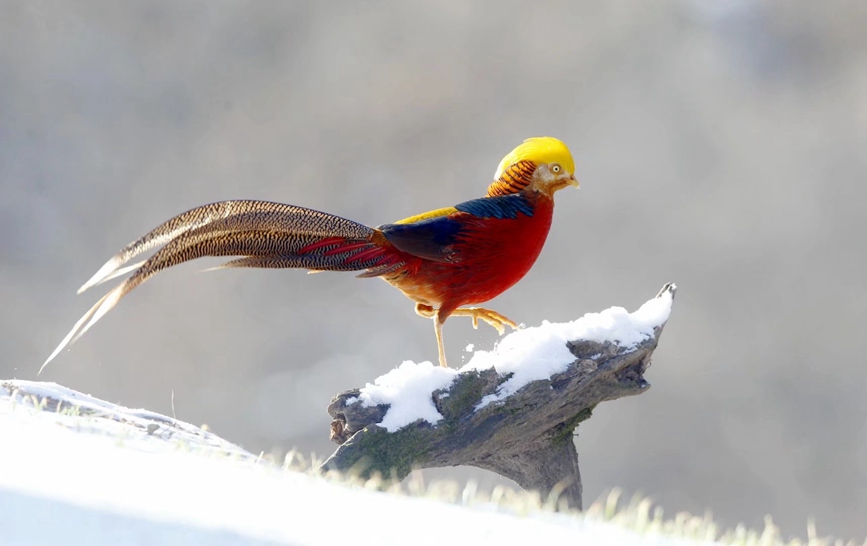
[487,137,578,198]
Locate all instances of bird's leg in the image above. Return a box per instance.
[416,303,449,367]
[434,316,448,368]
[450,307,518,335]
[415,304,517,367]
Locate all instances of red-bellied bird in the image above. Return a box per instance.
[42,137,578,371]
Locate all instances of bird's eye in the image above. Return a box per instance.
[551,164,561,173]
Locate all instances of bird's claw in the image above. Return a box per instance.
[454,307,517,336]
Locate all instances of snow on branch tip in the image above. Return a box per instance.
[356,283,676,432]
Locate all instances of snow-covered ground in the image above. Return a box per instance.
[0,379,709,546]
[0,288,682,545]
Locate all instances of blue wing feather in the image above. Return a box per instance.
[380,194,533,262]
[454,193,534,219]
[379,216,462,262]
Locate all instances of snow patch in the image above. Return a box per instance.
[467,288,673,407]
[0,380,252,459]
[357,361,457,432]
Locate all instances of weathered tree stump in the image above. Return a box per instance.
[322,283,676,510]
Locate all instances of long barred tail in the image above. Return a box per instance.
[42,200,404,371]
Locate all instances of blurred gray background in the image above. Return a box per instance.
[2,0,866,540]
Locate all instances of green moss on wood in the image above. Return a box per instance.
[340,423,437,481]
[437,373,487,424]
[552,405,596,444]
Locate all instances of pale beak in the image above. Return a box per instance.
[568,174,580,188]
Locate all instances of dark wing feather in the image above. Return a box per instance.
[453,193,534,219]
[379,193,534,263]
[379,216,463,263]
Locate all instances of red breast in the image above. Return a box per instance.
[384,194,555,318]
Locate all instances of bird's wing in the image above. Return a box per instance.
[379,208,463,263]
[452,193,535,220]
[379,194,535,263]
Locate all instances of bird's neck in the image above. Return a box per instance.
[520,188,555,211]
[486,160,536,197]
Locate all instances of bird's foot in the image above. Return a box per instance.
[452,307,518,335]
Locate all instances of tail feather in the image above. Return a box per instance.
[211,250,401,271]
[77,200,374,294]
[355,262,405,278]
[41,291,115,374]
[44,201,406,370]
[86,260,147,289]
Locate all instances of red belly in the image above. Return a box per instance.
[386,197,554,318]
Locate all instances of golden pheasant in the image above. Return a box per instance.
[42,137,577,371]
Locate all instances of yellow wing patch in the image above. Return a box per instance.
[494,137,574,179]
[393,206,458,225]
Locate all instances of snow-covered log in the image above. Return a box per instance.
[322,283,677,510]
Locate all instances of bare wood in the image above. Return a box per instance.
[322,283,676,510]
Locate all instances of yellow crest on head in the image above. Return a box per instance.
[493,137,575,179]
